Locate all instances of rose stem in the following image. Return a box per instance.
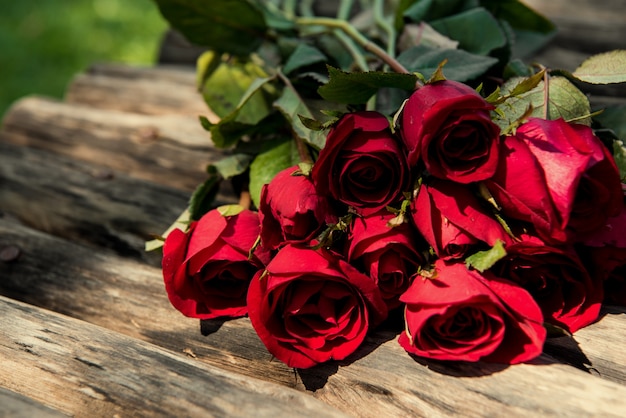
[373,0,396,62]
[337,0,354,20]
[238,190,252,210]
[542,68,550,119]
[295,17,411,76]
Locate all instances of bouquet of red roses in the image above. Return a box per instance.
[150,0,626,369]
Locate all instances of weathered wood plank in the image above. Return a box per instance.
[0,96,219,191]
[65,63,217,119]
[0,387,68,418]
[523,0,626,53]
[0,295,348,418]
[0,141,232,262]
[1,217,625,417]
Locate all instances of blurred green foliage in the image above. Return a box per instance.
[0,0,168,117]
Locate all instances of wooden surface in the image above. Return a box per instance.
[1,4,626,417]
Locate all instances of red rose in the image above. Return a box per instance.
[247,244,388,368]
[162,208,268,319]
[259,165,336,251]
[400,79,500,183]
[582,246,626,306]
[493,234,602,333]
[581,202,626,306]
[312,111,409,213]
[347,210,425,309]
[411,179,511,259]
[485,118,623,243]
[399,259,546,364]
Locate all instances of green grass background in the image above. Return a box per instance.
[0,0,168,118]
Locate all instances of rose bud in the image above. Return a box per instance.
[485,118,623,244]
[259,165,336,251]
[247,244,388,369]
[347,210,425,309]
[312,111,409,213]
[399,259,546,364]
[411,179,511,259]
[400,79,500,183]
[493,234,602,333]
[162,208,269,319]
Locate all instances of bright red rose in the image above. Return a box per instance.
[247,244,388,368]
[400,79,500,183]
[493,234,602,333]
[411,179,511,259]
[311,111,409,213]
[347,210,425,309]
[399,259,546,364]
[162,208,268,319]
[485,118,623,244]
[259,165,336,251]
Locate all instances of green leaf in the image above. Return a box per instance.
[594,104,626,140]
[211,153,254,179]
[153,0,267,56]
[398,46,498,82]
[200,114,254,149]
[283,44,327,75]
[465,239,507,273]
[318,66,419,104]
[200,61,273,123]
[217,204,245,217]
[480,0,555,33]
[494,76,591,130]
[248,140,300,208]
[430,8,506,55]
[255,1,295,31]
[145,208,191,252]
[274,81,328,150]
[189,166,222,220]
[572,50,626,84]
[196,50,221,91]
[508,68,545,96]
[613,140,626,182]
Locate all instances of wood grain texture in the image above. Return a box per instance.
[0,295,349,418]
[1,217,625,417]
[523,0,626,53]
[0,141,233,262]
[65,63,217,119]
[0,96,218,191]
[0,388,68,418]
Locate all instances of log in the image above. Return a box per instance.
[0,96,220,192]
[0,388,67,418]
[523,0,626,54]
[65,63,216,119]
[0,295,348,418]
[2,217,625,417]
[0,141,226,262]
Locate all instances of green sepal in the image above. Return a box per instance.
[465,239,507,273]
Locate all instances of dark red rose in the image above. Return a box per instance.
[259,165,336,251]
[485,118,623,244]
[347,210,425,309]
[247,244,388,368]
[162,208,268,319]
[399,259,546,364]
[311,111,409,213]
[493,234,602,333]
[400,79,500,183]
[581,202,626,306]
[583,246,626,306]
[411,179,511,259]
